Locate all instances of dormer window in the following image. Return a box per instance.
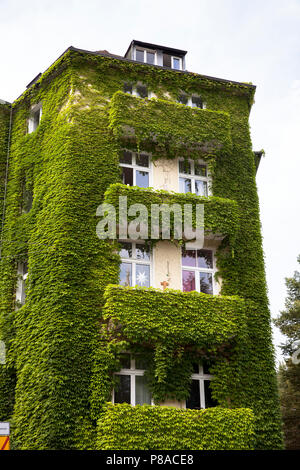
[28,103,42,133]
[135,48,156,65]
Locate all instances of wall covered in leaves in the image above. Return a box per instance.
[96,403,255,450]
[0,48,282,449]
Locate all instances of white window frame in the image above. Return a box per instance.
[181,248,216,295]
[187,363,214,409]
[178,158,211,196]
[112,355,154,406]
[120,150,152,187]
[16,262,28,306]
[134,48,157,66]
[171,56,182,70]
[119,240,153,288]
[177,94,206,109]
[28,103,42,133]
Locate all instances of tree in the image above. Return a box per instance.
[274,255,300,449]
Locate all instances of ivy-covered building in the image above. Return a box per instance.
[0,40,282,449]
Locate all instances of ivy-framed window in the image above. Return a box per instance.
[119,241,152,288]
[181,248,215,295]
[120,150,151,188]
[113,353,152,406]
[186,361,217,409]
[16,261,28,306]
[28,103,42,133]
[123,82,149,98]
[178,158,209,197]
[178,94,206,109]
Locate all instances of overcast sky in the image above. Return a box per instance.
[1,0,299,363]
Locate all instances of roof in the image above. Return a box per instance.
[16,44,256,103]
[124,40,187,58]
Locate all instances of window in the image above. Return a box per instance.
[182,248,215,294]
[135,48,156,65]
[179,159,209,196]
[186,361,217,409]
[16,261,28,306]
[172,57,181,70]
[178,94,205,109]
[120,150,151,188]
[119,241,151,288]
[28,103,42,133]
[113,354,152,406]
[123,82,149,98]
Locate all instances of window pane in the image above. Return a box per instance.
[182,270,196,292]
[136,49,144,62]
[135,264,150,287]
[146,52,155,64]
[136,170,149,188]
[135,375,151,405]
[194,163,207,177]
[172,58,180,70]
[136,85,148,98]
[200,272,213,295]
[182,249,196,267]
[186,380,200,409]
[178,94,188,105]
[120,150,132,164]
[135,356,149,370]
[197,250,213,269]
[202,358,214,375]
[136,244,150,261]
[115,375,131,404]
[191,96,203,108]
[119,262,132,287]
[204,380,218,408]
[179,160,191,174]
[122,167,133,186]
[195,180,208,197]
[119,242,132,259]
[136,153,149,168]
[123,83,133,94]
[119,353,131,369]
[192,363,199,374]
[179,177,192,193]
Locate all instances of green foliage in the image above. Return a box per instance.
[109,91,232,160]
[0,47,282,449]
[275,255,300,449]
[104,183,240,246]
[91,285,248,406]
[274,255,300,355]
[96,403,256,450]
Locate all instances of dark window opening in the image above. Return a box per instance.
[163,53,172,68]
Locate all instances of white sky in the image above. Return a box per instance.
[1,0,299,363]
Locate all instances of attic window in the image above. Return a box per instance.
[172,57,181,70]
[28,103,42,133]
[135,48,156,65]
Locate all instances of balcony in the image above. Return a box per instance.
[103,183,240,244]
[109,91,232,160]
[103,285,247,350]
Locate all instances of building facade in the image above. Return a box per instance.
[0,41,282,449]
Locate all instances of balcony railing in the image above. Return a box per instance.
[109,91,232,159]
[103,285,247,350]
[103,183,240,244]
